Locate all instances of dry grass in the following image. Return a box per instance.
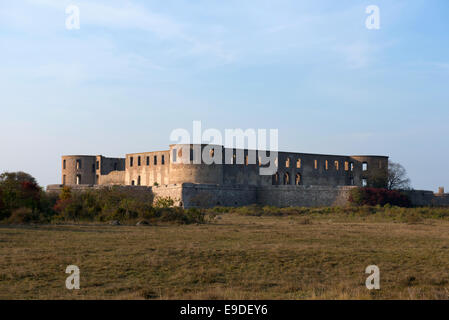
[1,213,449,299]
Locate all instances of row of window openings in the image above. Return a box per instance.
[272,173,302,185]
[173,148,370,172]
[272,173,368,186]
[130,155,165,167]
[63,174,101,185]
[63,175,81,185]
[65,173,367,187]
[63,160,118,171]
[173,149,370,172]
[309,159,368,172]
[64,158,368,173]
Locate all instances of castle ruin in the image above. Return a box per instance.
[47,144,449,207]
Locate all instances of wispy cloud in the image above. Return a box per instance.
[23,0,234,63]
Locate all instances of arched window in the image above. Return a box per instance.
[285,157,291,168]
[137,176,141,186]
[283,172,290,185]
[325,160,329,170]
[362,162,368,171]
[76,174,81,185]
[334,160,339,170]
[295,173,301,185]
[296,159,301,168]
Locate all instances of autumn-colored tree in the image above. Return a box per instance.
[0,172,41,219]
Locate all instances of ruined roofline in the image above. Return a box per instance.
[126,150,170,156]
[62,155,125,159]
[168,144,389,159]
[63,150,389,160]
[350,155,389,159]
[62,155,101,158]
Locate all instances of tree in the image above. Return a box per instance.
[387,161,411,190]
[0,172,37,185]
[0,171,41,220]
[366,161,411,190]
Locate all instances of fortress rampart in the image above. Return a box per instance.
[50,144,448,207]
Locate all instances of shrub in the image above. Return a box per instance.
[349,187,411,207]
[49,187,204,224]
[153,196,175,209]
[8,207,38,224]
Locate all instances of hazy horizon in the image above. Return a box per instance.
[1,0,448,192]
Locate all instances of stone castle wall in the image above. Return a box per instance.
[46,183,449,208]
[403,190,449,207]
[180,183,257,208]
[256,185,356,207]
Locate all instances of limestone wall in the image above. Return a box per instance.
[98,171,125,185]
[47,183,449,208]
[404,190,449,207]
[151,184,184,207]
[181,183,257,208]
[434,194,449,206]
[256,185,355,207]
[125,150,170,186]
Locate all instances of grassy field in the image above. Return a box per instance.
[1,211,449,299]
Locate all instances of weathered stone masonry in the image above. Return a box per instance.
[48,144,449,207]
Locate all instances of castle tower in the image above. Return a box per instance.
[61,155,97,185]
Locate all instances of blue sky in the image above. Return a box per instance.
[0,0,448,190]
